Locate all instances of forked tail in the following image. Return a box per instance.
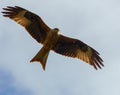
[30,46,50,70]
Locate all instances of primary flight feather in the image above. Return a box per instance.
[2,6,104,70]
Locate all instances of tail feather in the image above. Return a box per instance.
[30,46,50,70]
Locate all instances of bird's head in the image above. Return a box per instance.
[53,28,60,34]
[53,28,59,31]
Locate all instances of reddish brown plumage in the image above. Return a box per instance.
[2,6,104,70]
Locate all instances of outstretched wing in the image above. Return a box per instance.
[2,6,51,44]
[52,35,104,70]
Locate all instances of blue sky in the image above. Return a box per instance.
[0,0,120,95]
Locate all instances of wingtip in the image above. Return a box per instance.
[92,62,104,70]
[2,8,6,10]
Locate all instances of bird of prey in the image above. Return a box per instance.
[2,6,104,70]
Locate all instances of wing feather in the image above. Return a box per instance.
[2,6,51,44]
[52,35,104,70]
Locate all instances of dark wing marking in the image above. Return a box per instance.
[52,35,104,70]
[2,6,51,43]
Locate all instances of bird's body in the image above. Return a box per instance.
[43,28,60,49]
[31,28,60,70]
[2,6,104,70]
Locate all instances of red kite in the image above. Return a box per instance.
[2,6,104,70]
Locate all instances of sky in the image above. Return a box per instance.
[0,0,120,95]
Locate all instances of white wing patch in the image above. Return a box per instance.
[76,47,92,65]
[12,10,31,27]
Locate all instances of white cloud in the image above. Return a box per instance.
[0,0,120,95]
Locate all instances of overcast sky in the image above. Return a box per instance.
[0,0,120,95]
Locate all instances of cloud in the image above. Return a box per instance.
[0,69,33,95]
[0,0,120,95]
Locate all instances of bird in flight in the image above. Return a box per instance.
[2,6,104,70]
